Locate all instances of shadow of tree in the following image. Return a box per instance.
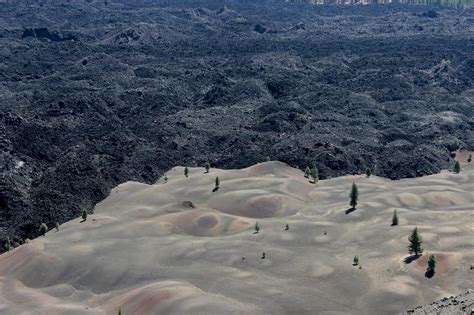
[404,254,420,264]
[212,187,219,192]
[345,207,356,214]
[425,269,435,278]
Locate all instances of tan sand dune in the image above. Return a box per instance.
[0,157,473,314]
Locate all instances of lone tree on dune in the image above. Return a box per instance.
[215,176,220,188]
[304,166,311,178]
[408,227,424,257]
[55,222,60,232]
[4,237,11,252]
[39,223,48,236]
[453,160,461,173]
[184,166,189,178]
[82,209,88,221]
[468,154,472,163]
[205,162,210,173]
[310,165,319,184]
[349,182,359,210]
[254,221,260,234]
[118,309,122,315]
[427,254,436,276]
[392,209,399,226]
[365,168,371,178]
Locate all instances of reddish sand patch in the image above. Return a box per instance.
[102,282,174,315]
[410,253,452,275]
[0,244,40,275]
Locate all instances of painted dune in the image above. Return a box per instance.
[0,158,473,314]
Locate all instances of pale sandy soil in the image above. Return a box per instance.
[0,153,473,314]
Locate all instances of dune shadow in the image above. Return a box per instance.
[345,207,356,214]
[404,255,420,264]
[212,187,219,192]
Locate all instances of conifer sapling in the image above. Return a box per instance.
[254,221,260,234]
[304,166,310,178]
[453,160,461,174]
[392,209,399,226]
[408,227,424,256]
[353,255,359,266]
[349,182,359,210]
[4,237,11,252]
[310,166,319,184]
[82,209,88,221]
[427,254,436,275]
[184,166,189,178]
[39,223,48,236]
[365,168,371,178]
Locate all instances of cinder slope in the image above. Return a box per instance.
[0,158,473,314]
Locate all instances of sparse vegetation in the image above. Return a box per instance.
[408,227,424,257]
[349,182,359,210]
[205,162,211,173]
[39,223,48,236]
[55,222,60,232]
[184,166,189,178]
[454,160,461,173]
[392,209,399,226]
[285,224,289,231]
[468,154,472,163]
[164,176,168,183]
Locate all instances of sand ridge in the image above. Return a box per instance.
[0,157,473,314]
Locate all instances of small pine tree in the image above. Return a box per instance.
[408,227,424,256]
[468,154,472,163]
[184,166,189,178]
[453,160,461,174]
[427,254,436,274]
[254,221,260,234]
[215,176,220,188]
[4,237,11,252]
[304,166,311,178]
[82,209,88,221]
[353,255,359,266]
[349,182,359,209]
[205,162,210,173]
[118,309,122,315]
[392,209,399,226]
[164,176,168,183]
[39,223,48,236]
[365,168,371,178]
[55,222,60,232]
[310,166,319,184]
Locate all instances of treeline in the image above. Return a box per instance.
[289,0,472,9]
